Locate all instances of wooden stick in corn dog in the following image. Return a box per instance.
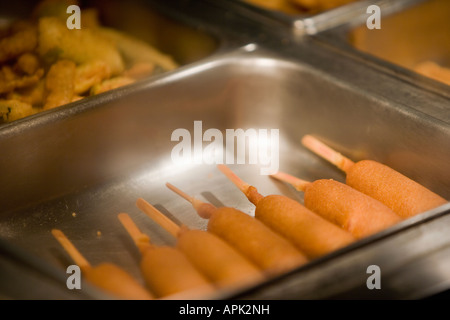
[117,213,215,299]
[165,183,308,277]
[135,198,265,289]
[217,165,355,259]
[270,171,402,239]
[51,228,154,300]
[301,135,448,218]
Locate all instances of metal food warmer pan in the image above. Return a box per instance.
[315,0,450,96]
[0,0,449,300]
[218,0,423,35]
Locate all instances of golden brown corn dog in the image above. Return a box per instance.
[270,171,402,239]
[135,198,265,290]
[301,135,448,218]
[217,165,355,259]
[117,213,215,299]
[166,183,308,277]
[51,229,153,300]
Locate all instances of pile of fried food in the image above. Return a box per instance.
[0,0,178,124]
[244,0,358,14]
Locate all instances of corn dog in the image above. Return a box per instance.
[301,135,448,218]
[217,165,355,259]
[136,198,265,290]
[51,229,153,300]
[270,171,402,239]
[117,213,215,299]
[166,183,308,277]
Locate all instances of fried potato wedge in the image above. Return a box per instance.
[38,17,124,75]
[97,27,178,71]
[44,59,76,110]
[0,99,37,122]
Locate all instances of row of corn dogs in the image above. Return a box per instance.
[51,135,448,300]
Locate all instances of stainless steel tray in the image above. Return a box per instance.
[218,0,422,35]
[0,0,219,126]
[1,43,449,299]
[313,0,450,97]
[0,0,449,300]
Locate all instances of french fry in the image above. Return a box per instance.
[44,60,76,110]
